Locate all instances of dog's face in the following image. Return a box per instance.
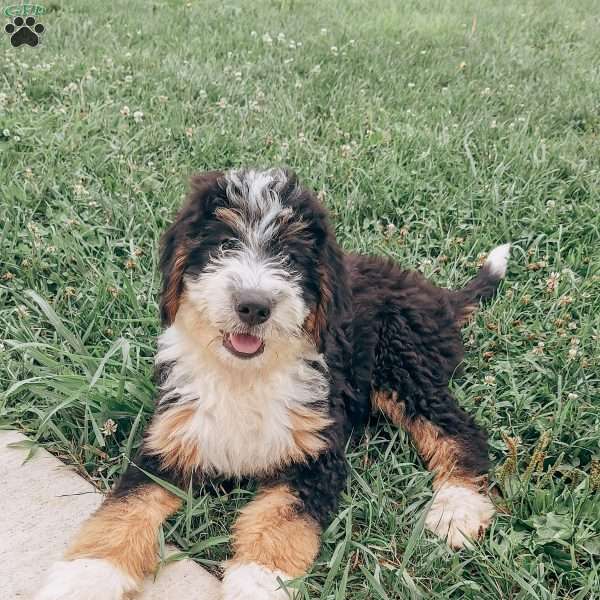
[159,169,339,367]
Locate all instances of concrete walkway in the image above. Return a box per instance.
[0,430,221,599]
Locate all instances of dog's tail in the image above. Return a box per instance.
[452,243,511,323]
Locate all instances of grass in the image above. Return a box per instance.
[1,0,599,597]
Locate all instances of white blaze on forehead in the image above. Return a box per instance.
[224,169,294,247]
[226,168,288,213]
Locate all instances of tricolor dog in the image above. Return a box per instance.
[37,168,510,599]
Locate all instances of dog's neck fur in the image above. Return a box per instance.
[152,301,330,478]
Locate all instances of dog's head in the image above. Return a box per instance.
[159,168,345,366]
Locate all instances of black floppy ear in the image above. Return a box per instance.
[301,196,349,351]
[158,171,224,326]
[310,232,348,350]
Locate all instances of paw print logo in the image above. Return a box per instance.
[4,16,45,47]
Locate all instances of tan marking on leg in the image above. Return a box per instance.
[372,391,481,489]
[231,485,321,577]
[65,484,181,580]
[373,392,494,547]
[145,405,201,474]
[288,407,332,460]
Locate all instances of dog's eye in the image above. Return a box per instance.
[220,239,237,251]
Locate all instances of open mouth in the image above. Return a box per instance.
[222,332,265,359]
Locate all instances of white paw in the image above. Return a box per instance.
[222,562,293,599]
[425,484,495,549]
[35,559,138,600]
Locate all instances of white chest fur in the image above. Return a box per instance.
[148,325,330,478]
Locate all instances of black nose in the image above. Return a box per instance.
[235,291,272,326]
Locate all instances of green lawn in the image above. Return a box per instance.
[1,0,599,597]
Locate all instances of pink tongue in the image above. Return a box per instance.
[230,333,262,354]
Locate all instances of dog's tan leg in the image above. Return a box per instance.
[36,482,181,600]
[373,391,495,548]
[222,484,321,599]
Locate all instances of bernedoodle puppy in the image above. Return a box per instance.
[37,168,510,599]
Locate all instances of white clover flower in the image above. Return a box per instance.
[120,105,130,117]
[311,64,321,74]
[133,110,144,122]
[546,272,560,292]
[320,28,328,35]
[101,418,118,436]
[262,32,273,44]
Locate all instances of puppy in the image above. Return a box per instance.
[37,168,509,599]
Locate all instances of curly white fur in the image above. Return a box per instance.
[222,562,294,599]
[35,559,138,600]
[485,243,511,278]
[425,484,495,548]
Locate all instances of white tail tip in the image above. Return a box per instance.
[485,243,511,278]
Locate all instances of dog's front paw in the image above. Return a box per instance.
[425,484,495,549]
[35,559,138,600]
[222,562,293,599]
